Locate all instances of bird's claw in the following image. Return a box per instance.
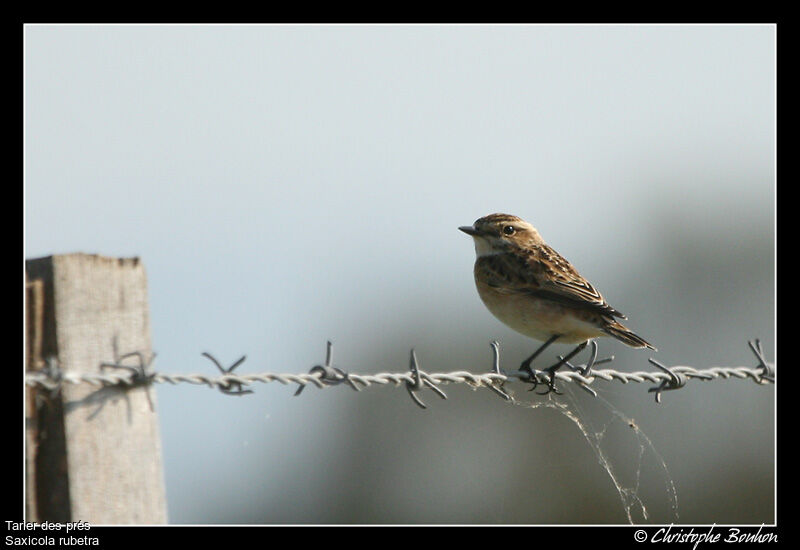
[520,363,563,395]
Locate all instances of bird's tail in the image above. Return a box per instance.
[602,321,657,351]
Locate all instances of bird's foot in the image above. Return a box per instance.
[519,360,563,395]
[533,364,563,395]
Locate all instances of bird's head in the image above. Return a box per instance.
[459,213,543,257]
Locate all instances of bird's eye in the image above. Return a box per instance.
[503,225,516,236]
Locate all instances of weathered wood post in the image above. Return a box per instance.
[25,253,167,524]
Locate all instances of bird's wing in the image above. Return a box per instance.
[477,247,626,319]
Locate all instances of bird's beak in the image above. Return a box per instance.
[458,225,482,237]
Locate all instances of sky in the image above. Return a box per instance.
[24,24,775,524]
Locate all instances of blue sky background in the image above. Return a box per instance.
[25,24,775,524]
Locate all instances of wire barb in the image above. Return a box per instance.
[100,353,157,387]
[405,349,448,409]
[486,340,511,401]
[294,341,360,397]
[99,336,157,409]
[201,352,253,396]
[559,340,602,397]
[748,339,774,383]
[647,359,689,404]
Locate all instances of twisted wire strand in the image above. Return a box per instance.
[24,363,774,393]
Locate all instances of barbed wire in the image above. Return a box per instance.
[25,339,774,407]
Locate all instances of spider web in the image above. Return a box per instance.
[505,382,679,524]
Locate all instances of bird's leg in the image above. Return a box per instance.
[536,341,589,395]
[519,334,560,383]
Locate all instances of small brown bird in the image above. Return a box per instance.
[460,213,655,393]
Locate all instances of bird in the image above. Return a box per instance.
[459,213,655,393]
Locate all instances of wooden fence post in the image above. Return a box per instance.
[25,253,167,524]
